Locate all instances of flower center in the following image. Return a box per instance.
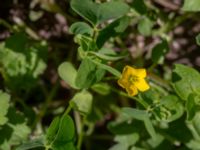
[128,75,139,83]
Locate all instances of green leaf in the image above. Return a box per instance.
[75,58,105,88]
[45,115,75,150]
[0,121,31,150]
[70,90,93,115]
[91,82,111,95]
[89,58,121,78]
[46,117,60,145]
[45,115,76,150]
[186,93,200,121]
[0,33,47,91]
[151,39,169,64]
[70,0,130,25]
[96,16,130,48]
[154,95,184,122]
[88,51,127,61]
[189,112,200,139]
[122,107,157,139]
[108,113,143,135]
[196,33,200,46]
[75,34,97,51]
[172,64,200,100]
[54,115,75,143]
[58,62,78,89]
[16,138,44,150]
[5,32,28,53]
[52,142,76,150]
[0,91,10,126]
[131,0,147,15]
[122,107,149,120]
[138,16,154,36]
[109,133,139,150]
[69,22,93,36]
[182,0,200,12]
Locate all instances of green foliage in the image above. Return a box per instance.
[172,64,200,100]
[182,0,200,11]
[122,107,157,139]
[131,0,147,15]
[0,90,10,125]
[196,33,200,46]
[0,91,30,150]
[58,62,78,89]
[45,115,76,150]
[71,0,130,25]
[1,0,200,149]
[151,39,169,64]
[96,16,130,48]
[138,16,154,36]
[109,133,139,150]
[69,22,93,36]
[70,90,93,115]
[0,32,47,91]
[75,58,105,89]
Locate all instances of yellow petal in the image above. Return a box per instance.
[118,78,127,89]
[121,66,133,80]
[124,66,147,78]
[135,79,150,92]
[126,85,138,96]
[134,69,147,78]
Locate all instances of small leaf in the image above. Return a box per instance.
[52,142,76,150]
[75,34,97,51]
[151,39,169,64]
[46,117,60,145]
[131,0,147,15]
[172,64,200,100]
[69,22,93,36]
[91,82,111,95]
[88,51,127,61]
[54,115,75,143]
[90,58,121,78]
[75,58,105,88]
[16,138,44,150]
[182,0,200,12]
[70,90,93,115]
[97,16,130,48]
[156,95,184,122]
[122,107,157,139]
[5,32,28,53]
[138,16,154,36]
[196,33,200,46]
[122,107,149,120]
[45,115,75,149]
[186,94,200,121]
[109,133,139,150]
[0,91,10,126]
[58,62,78,89]
[71,0,129,25]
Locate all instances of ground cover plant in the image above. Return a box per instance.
[1,0,200,149]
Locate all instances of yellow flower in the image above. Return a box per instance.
[118,65,150,96]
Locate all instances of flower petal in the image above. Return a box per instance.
[134,69,147,78]
[135,79,150,92]
[118,78,127,89]
[126,85,138,96]
[122,66,133,79]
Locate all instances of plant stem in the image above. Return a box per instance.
[32,81,59,129]
[0,19,13,31]
[74,111,85,150]
[63,105,72,116]
[111,87,149,109]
